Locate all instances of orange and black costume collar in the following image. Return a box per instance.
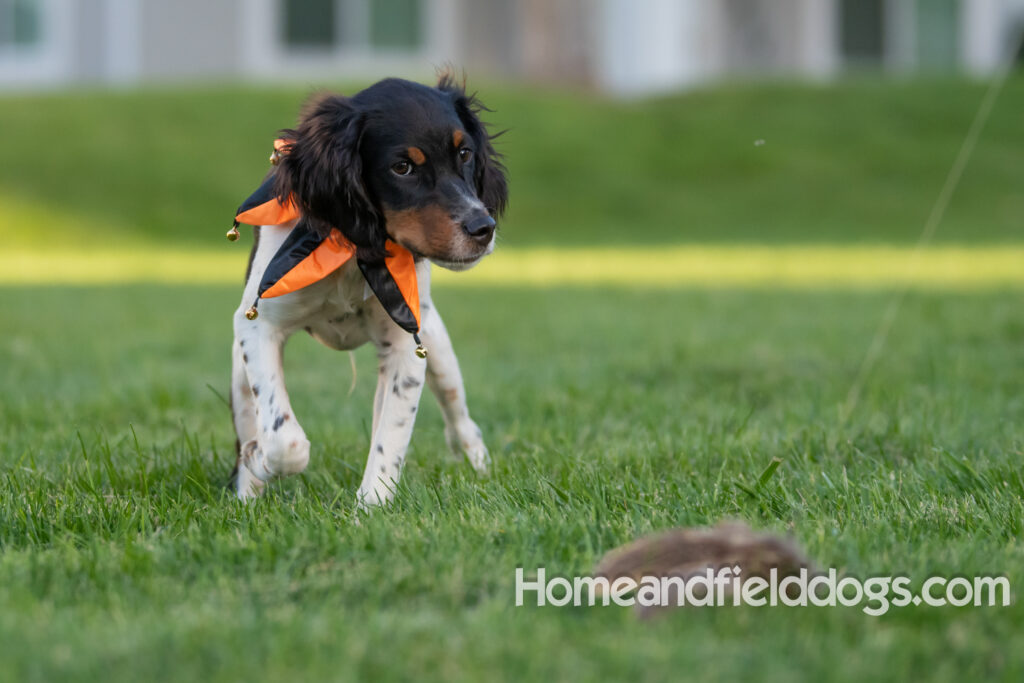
[231,140,424,349]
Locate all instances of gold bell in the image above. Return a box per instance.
[245,306,259,320]
[226,225,240,241]
[415,344,428,359]
[269,149,282,165]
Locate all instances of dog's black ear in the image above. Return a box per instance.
[274,94,388,262]
[438,74,508,218]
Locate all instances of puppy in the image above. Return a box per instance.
[228,76,507,506]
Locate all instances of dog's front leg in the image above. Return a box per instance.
[232,308,310,498]
[420,303,490,473]
[357,335,427,508]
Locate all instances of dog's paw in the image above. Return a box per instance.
[243,426,311,481]
[464,440,490,474]
[355,478,395,511]
[233,441,267,501]
[445,419,490,474]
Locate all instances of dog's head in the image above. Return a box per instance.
[273,75,508,270]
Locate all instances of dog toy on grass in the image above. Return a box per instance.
[593,521,811,618]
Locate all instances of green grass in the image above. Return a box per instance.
[2,284,1023,681]
[1,77,1023,249]
[1,78,1023,681]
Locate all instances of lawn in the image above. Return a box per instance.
[2,77,1023,251]
[0,78,1022,682]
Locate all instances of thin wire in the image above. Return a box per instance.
[839,34,1023,423]
[347,351,358,396]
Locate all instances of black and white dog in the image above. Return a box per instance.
[228,76,507,506]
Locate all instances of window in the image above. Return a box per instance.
[369,0,421,49]
[915,0,958,69]
[840,0,885,65]
[0,0,42,49]
[283,0,336,48]
[281,0,423,52]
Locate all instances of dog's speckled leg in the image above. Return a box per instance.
[421,300,489,473]
[232,307,310,492]
[356,318,427,509]
[229,336,265,500]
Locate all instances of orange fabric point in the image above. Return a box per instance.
[261,229,356,299]
[236,195,301,227]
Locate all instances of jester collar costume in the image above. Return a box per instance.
[228,140,426,358]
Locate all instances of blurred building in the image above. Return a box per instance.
[1,0,1023,93]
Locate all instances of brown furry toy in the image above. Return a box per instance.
[593,521,813,618]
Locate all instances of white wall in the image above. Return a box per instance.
[795,0,839,77]
[138,0,243,79]
[592,0,840,95]
[961,0,1006,74]
[594,0,709,95]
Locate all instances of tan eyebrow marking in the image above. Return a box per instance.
[407,147,426,165]
[453,130,464,148]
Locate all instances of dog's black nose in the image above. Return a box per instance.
[463,214,496,242]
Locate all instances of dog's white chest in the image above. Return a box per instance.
[294,263,379,351]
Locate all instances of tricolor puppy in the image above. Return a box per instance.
[227,76,507,506]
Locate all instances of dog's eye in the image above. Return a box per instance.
[391,161,413,176]
[458,147,473,163]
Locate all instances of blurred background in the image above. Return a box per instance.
[2,0,1023,411]
[0,0,1022,332]
[2,0,1023,257]
[3,0,1024,92]
[0,0,1022,269]
[2,0,1022,455]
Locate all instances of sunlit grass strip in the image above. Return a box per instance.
[3,245,1023,288]
[437,245,1024,289]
